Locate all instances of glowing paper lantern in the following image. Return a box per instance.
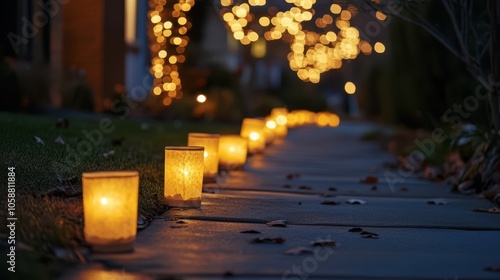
[263,117,277,144]
[164,146,204,208]
[240,118,266,153]
[271,108,289,138]
[188,133,220,183]
[219,135,248,170]
[82,171,139,253]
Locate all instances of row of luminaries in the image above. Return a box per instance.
[81,108,340,253]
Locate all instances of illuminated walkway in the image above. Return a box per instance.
[67,122,500,280]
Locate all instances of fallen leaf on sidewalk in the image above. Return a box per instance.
[485,265,500,272]
[170,225,187,228]
[360,231,378,236]
[137,213,151,230]
[34,136,45,145]
[348,227,363,232]
[266,220,287,227]
[371,186,378,191]
[251,237,285,244]
[240,230,261,234]
[427,199,449,205]
[103,150,115,158]
[346,199,367,205]
[320,193,336,197]
[361,234,379,239]
[310,240,336,247]
[57,176,78,186]
[328,187,338,191]
[42,186,82,198]
[400,187,408,192]
[320,200,341,205]
[298,185,312,190]
[473,207,499,214]
[54,136,65,145]
[284,247,313,255]
[283,184,292,189]
[360,176,378,184]
[286,173,300,179]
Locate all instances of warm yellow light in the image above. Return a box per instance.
[219,135,248,170]
[100,197,108,205]
[82,171,139,253]
[315,112,329,127]
[276,115,287,126]
[240,118,266,154]
[235,7,248,18]
[259,17,270,26]
[251,38,267,58]
[286,112,297,127]
[188,133,220,182]
[164,146,204,208]
[249,132,260,141]
[271,108,289,138]
[221,0,233,6]
[374,42,385,53]
[328,113,340,127]
[345,81,356,94]
[266,120,277,129]
[196,94,207,103]
[375,11,387,21]
[178,17,187,25]
[151,15,161,24]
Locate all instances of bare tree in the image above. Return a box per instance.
[365,0,500,129]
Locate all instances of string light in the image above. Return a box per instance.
[148,0,194,106]
[218,1,385,83]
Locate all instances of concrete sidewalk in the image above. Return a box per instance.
[67,122,500,280]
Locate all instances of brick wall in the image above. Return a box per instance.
[62,0,124,112]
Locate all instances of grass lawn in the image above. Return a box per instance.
[0,112,239,279]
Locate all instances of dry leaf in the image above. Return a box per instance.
[34,136,45,145]
[298,185,312,190]
[310,240,336,247]
[57,176,78,186]
[137,213,151,230]
[473,207,499,214]
[251,237,285,244]
[360,176,378,184]
[320,200,340,205]
[427,199,449,205]
[283,184,292,189]
[266,220,287,227]
[360,231,378,236]
[283,247,313,255]
[400,187,408,192]
[328,187,337,191]
[319,193,336,198]
[371,186,378,191]
[54,136,65,145]
[346,199,367,205]
[286,173,300,179]
[485,266,500,272]
[361,234,379,239]
[103,150,115,158]
[240,230,261,234]
[348,227,363,232]
[42,186,82,198]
